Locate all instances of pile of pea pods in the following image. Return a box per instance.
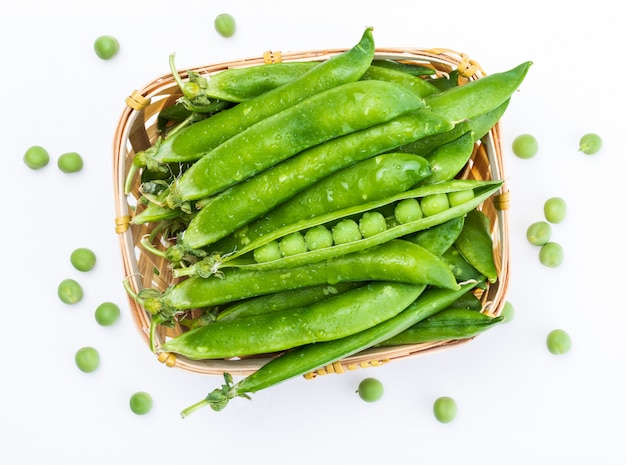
[124,27,531,415]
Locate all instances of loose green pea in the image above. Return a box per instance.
[420,193,450,216]
[394,198,423,224]
[23,145,50,170]
[526,221,551,246]
[58,278,83,305]
[544,197,567,224]
[57,152,83,173]
[70,247,97,272]
[75,347,100,373]
[129,391,153,415]
[501,301,515,323]
[359,211,387,237]
[94,35,120,60]
[332,219,362,245]
[539,242,564,268]
[214,13,236,37]
[512,134,538,159]
[95,302,121,326]
[447,189,475,207]
[546,329,571,355]
[357,378,384,402]
[253,240,282,263]
[433,396,457,423]
[579,133,602,155]
[304,225,334,250]
[279,232,307,257]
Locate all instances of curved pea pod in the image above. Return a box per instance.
[216,282,364,322]
[361,64,440,98]
[167,80,427,205]
[160,281,423,360]
[182,152,432,249]
[448,289,482,310]
[377,308,504,346]
[178,280,480,415]
[215,180,503,274]
[425,61,531,122]
[421,130,475,184]
[454,209,497,283]
[442,245,485,283]
[406,216,465,256]
[152,239,459,314]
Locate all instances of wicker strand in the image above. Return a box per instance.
[125,90,151,110]
[115,215,131,234]
[263,50,283,64]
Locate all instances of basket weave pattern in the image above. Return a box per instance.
[113,47,510,376]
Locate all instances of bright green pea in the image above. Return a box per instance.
[214,13,236,37]
[58,278,83,305]
[253,240,282,263]
[94,35,120,60]
[332,219,362,245]
[433,396,457,423]
[304,225,334,250]
[501,301,514,323]
[539,242,564,267]
[357,378,384,402]
[75,347,100,373]
[544,197,567,224]
[512,134,538,159]
[359,211,387,237]
[526,221,551,246]
[579,133,602,155]
[394,198,423,224]
[95,302,121,326]
[57,152,84,173]
[70,247,97,272]
[23,145,50,170]
[546,329,571,355]
[420,193,450,216]
[447,189,475,207]
[129,391,153,415]
[279,232,307,257]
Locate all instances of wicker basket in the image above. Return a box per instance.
[113,46,511,377]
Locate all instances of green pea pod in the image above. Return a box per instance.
[167,80,427,205]
[148,239,459,316]
[182,151,432,249]
[216,282,364,322]
[448,289,482,310]
[406,215,465,256]
[146,28,376,167]
[421,130,475,184]
[208,180,502,274]
[442,245,484,283]
[371,59,436,77]
[454,209,498,282]
[179,280,479,415]
[361,65,440,98]
[161,281,423,360]
[377,308,504,346]
[425,61,531,122]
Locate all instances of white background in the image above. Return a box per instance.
[2,1,625,464]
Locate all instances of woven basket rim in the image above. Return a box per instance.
[113,46,510,377]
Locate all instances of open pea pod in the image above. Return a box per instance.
[454,208,498,282]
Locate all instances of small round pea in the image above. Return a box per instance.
[129,391,153,415]
[357,378,384,402]
[304,225,334,251]
[447,189,475,207]
[579,133,602,155]
[512,134,538,159]
[279,232,307,257]
[95,302,121,326]
[58,278,83,305]
[394,198,422,224]
[57,152,83,173]
[546,329,572,355]
[359,211,387,237]
[93,35,120,60]
[70,247,97,272]
[75,347,100,373]
[332,219,362,245]
[253,240,282,263]
[214,13,236,37]
[500,301,515,323]
[539,242,564,268]
[23,145,50,170]
[420,193,450,217]
[544,197,567,224]
[433,396,457,423]
[526,221,552,246]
